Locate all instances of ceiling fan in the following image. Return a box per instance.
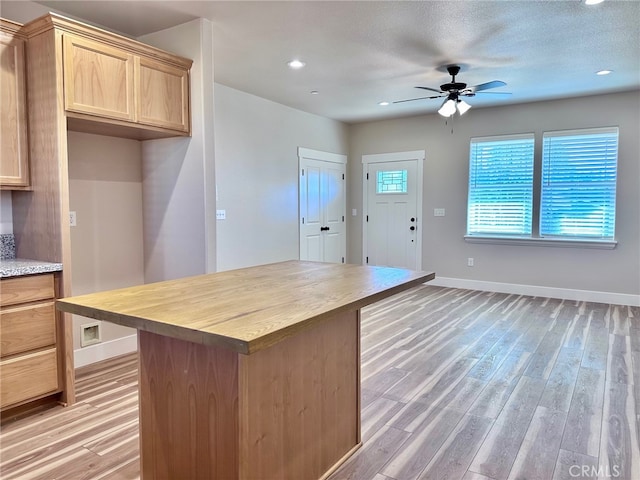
[394,65,510,117]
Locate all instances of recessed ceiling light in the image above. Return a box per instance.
[287,59,306,69]
[585,0,604,4]
[378,101,390,106]
[596,69,612,75]
[310,90,319,95]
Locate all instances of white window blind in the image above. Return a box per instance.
[540,127,618,239]
[467,134,535,236]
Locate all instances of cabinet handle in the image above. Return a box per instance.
[320,226,330,231]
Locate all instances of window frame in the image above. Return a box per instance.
[466,133,535,238]
[464,127,618,249]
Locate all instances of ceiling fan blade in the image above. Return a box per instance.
[472,91,512,95]
[393,95,444,104]
[415,86,444,94]
[470,80,507,92]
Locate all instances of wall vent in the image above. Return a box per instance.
[81,322,102,347]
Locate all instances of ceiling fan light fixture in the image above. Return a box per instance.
[438,98,457,117]
[457,99,472,115]
[585,0,605,5]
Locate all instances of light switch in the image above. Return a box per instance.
[216,209,226,220]
[352,208,357,216]
[434,208,445,217]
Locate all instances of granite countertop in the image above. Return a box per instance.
[0,258,63,278]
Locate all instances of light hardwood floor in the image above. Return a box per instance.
[1,285,639,480]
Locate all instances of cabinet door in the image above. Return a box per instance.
[63,34,135,122]
[0,31,29,188]
[137,57,190,133]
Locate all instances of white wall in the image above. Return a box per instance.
[348,91,640,301]
[0,192,12,234]
[67,132,142,365]
[139,19,217,281]
[213,83,349,271]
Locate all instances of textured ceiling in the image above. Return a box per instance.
[5,0,640,123]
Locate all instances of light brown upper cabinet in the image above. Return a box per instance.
[41,13,192,139]
[138,57,190,132]
[63,34,136,123]
[0,20,30,189]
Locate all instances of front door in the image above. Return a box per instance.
[363,151,424,270]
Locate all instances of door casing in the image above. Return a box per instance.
[362,150,425,270]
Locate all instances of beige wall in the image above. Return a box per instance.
[214,83,350,271]
[67,131,143,348]
[348,90,640,297]
[139,18,217,281]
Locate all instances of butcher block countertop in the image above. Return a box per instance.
[56,260,434,354]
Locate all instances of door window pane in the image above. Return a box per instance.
[377,170,407,194]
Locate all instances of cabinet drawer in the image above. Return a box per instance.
[0,301,56,357]
[0,348,58,409]
[0,274,55,307]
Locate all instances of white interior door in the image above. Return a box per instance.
[363,151,424,270]
[299,148,346,263]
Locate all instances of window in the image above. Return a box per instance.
[541,128,618,240]
[467,134,535,236]
[377,170,407,194]
[465,127,619,247]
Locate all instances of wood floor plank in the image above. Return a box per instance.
[462,472,495,480]
[418,414,493,480]
[561,367,606,457]
[328,426,410,480]
[506,406,567,480]
[539,347,583,413]
[361,396,405,442]
[582,327,609,371]
[468,351,532,420]
[523,329,566,380]
[564,314,591,350]
[381,407,465,480]
[468,376,546,480]
[389,357,477,432]
[1,287,638,480]
[552,449,599,480]
[606,334,632,385]
[598,382,640,480]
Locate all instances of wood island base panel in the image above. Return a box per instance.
[56,260,435,479]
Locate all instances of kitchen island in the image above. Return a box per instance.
[56,260,434,480]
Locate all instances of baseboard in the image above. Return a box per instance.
[429,277,640,306]
[74,334,138,368]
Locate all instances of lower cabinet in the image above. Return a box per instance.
[0,274,59,410]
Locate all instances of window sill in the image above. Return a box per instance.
[464,235,617,249]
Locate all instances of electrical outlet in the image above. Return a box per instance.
[69,211,77,227]
[216,209,226,220]
[467,257,474,267]
[434,208,445,217]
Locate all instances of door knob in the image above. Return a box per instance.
[410,226,415,231]
[410,217,415,222]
